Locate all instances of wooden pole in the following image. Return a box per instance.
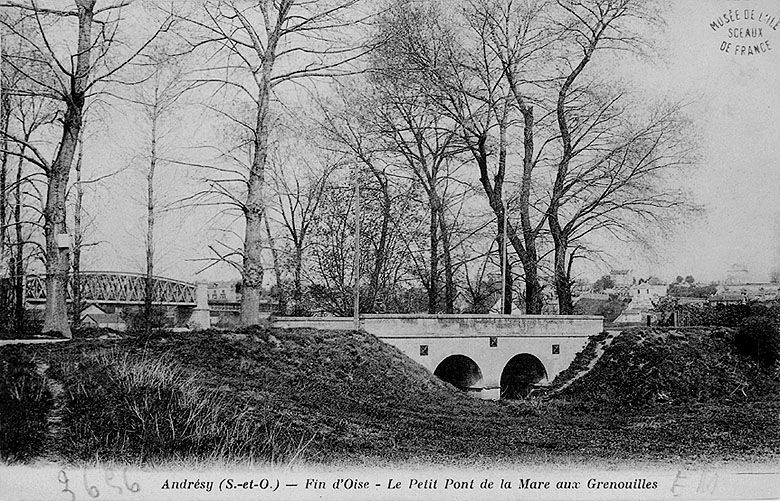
[353,166,361,330]
[501,200,508,314]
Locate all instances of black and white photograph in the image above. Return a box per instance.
[0,0,778,499]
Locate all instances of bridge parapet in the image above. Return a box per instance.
[273,314,603,338]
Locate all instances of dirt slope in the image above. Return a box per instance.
[560,327,780,408]
[1,326,778,465]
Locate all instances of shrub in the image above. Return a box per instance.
[734,316,780,368]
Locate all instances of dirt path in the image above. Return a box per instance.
[0,338,69,346]
[552,329,621,394]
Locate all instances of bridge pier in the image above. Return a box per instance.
[479,387,501,400]
[190,282,211,330]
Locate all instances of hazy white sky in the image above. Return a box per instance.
[81,0,780,285]
[618,0,780,282]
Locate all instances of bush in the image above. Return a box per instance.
[654,300,780,328]
[735,316,780,368]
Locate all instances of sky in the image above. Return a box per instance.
[618,0,780,282]
[78,0,780,285]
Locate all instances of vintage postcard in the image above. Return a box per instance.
[0,0,778,499]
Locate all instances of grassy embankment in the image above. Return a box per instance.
[1,326,778,466]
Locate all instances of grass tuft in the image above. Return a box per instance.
[0,351,53,462]
[54,350,310,465]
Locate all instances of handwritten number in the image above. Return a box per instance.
[104,470,123,495]
[58,470,76,501]
[123,470,140,493]
[82,470,99,498]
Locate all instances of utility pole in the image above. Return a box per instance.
[353,165,361,330]
[501,200,508,314]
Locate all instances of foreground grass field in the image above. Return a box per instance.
[1,326,778,466]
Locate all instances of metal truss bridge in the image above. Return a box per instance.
[25,272,197,306]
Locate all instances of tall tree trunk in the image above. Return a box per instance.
[518,107,543,315]
[241,113,268,325]
[505,82,545,315]
[503,256,513,314]
[549,43,594,315]
[552,233,573,314]
[71,135,84,329]
[471,113,544,315]
[42,1,95,338]
[43,169,73,337]
[549,171,574,314]
[293,244,303,304]
[428,203,439,314]
[262,207,285,314]
[43,104,83,338]
[367,173,391,312]
[241,41,277,326]
[13,152,24,331]
[0,85,9,328]
[435,199,454,313]
[145,106,157,335]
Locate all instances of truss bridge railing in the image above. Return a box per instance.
[25,272,197,306]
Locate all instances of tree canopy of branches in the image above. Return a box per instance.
[0,0,172,336]
[370,0,697,314]
[178,0,370,326]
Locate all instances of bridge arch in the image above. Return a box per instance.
[434,354,483,392]
[500,353,548,399]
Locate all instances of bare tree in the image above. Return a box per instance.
[5,89,54,331]
[320,78,444,313]
[0,27,13,327]
[123,47,190,334]
[368,68,462,313]
[378,0,553,313]
[180,0,369,326]
[466,0,559,314]
[308,166,415,315]
[0,1,171,337]
[71,129,84,328]
[545,0,696,313]
[267,144,335,314]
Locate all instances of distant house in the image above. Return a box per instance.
[80,304,126,331]
[628,283,667,307]
[207,281,241,302]
[573,294,629,323]
[207,280,278,315]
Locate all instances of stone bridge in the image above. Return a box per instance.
[273,314,603,400]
